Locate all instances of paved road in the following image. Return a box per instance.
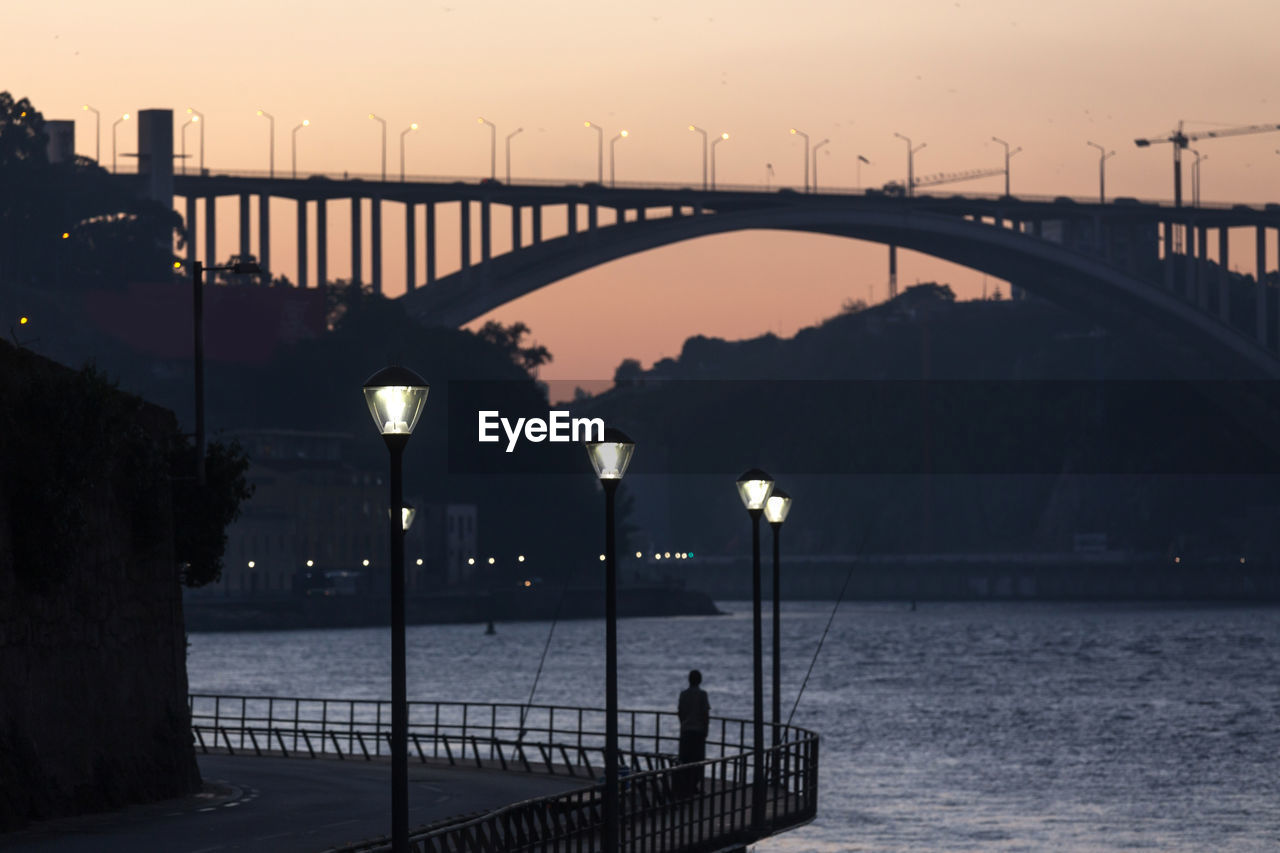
[3,754,587,852]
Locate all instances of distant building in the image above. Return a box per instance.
[195,429,476,597]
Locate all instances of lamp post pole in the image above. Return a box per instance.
[856,154,870,191]
[789,128,810,192]
[894,133,926,198]
[584,121,603,183]
[187,108,205,173]
[369,114,387,181]
[992,136,1022,197]
[688,125,709,191]
[1087,141,1116,204]
[505,128,522,183]
[257,110,275,178]
[586,429,636,853]
[609,131,628,188]
[737,469,774,832]
[477,117,496,180]
[291,120,309,179]
[181,116,197,176]
[764,489,792,749]
[362,367,431,853]
[710,132,729,190]
[111,113,129,174]
[400,123,418,182]
[812,139,830,192]
[81,105,100,164]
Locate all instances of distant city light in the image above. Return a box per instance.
[247,560,255,568]
[468,557,475,565]
[362,558,370,567]
[635,551,642,558]
[665,552,671,558]
[1174,556,1181,564]
[524,580,532,587]
[61,232,69,239]
[416,558,423,566]
[654,553,661,560]
[1240,557,1247,564]
[599,554,606,561]
[518,555,526,562]
[18,316,28,325]
[306,559,314,567]
[488,557,495,565]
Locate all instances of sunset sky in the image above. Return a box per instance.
[11,0,1280,378]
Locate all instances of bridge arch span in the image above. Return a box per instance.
[401,205,1280,378]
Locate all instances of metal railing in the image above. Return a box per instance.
[188,694,819,852]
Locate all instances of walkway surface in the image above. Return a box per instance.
[2,753,586,852]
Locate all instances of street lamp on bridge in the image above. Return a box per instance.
[257,110,275,178]
[893,132,926,198]
[180,113,198,176]
[586,427,636,853]
[992,136,1022,197]
[111,112,129,174]
[584,121,604,184]
[609,130,628,188]
[856,154,870,191]
[736,468,774,832]
[81,104,99,163]
[477,117,496,181]
[1086,141,1116,204]
[505,127,523,184]
[689,124,709,190]
[362,365,430,853]
[186,108,205,173]
[369,114,387,181]
[710,132,729,190]
[291,119,310,179]
[812,139,830,192]
[789,128,810,192]
[400,123,418,182]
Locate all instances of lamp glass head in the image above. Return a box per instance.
[392,505,417,531]
[736,468,774,511]
[586,427,635,480]
[764,488,792,524]
[363,366,429,436]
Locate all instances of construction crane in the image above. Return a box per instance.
[1135,120,1280,210]
[912,166,1007,190]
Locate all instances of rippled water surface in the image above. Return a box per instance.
[188,602,1280,851]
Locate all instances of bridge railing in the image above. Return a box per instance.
[188,693,819,852]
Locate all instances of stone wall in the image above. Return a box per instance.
[0,342,198,830]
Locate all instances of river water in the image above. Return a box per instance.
[187,601,1280,851]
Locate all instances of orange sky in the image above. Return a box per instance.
[11,0,1280,378]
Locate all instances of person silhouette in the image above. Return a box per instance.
[677,669,710,798]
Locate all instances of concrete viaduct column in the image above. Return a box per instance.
[316,199,327,287]
[258,193,270,276]
[1257,225,1267,346]
[351,197,363,284]
[460,200,471,279]
[296,199,308,288]
[239,193,251,259]
[1185,218,1198,303]
[588,203,598,237]
[511,204,522,250]
[204,196,216,267]
[185,196,198,265]
[567,202,577,239]
[531,205,542,244]
[425,202,436,285]
[480,198,491,265]
[405,202,416,292]
[1163,221,1175,291]
[371,196,383,294]
[1196,226,1209,310]
[1218,227,1230,322]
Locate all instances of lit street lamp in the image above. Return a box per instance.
[586,427,636,853]
[187,108,205,173]
[180,114,198,176]
[505,127,523,184]
[362,365,431,853]
[1087,141,1116,204]
[764,488,792,747]
[111,112,129,173]
[369,113,387,181]
[257,110,275,178]
[812,139,830,192]
[992,136,1022,196]
[894,132,926,198]
[81,104,99,163]
[400,123,418,182]
[710,132,729,190]
[789,128,810,192]
[477,117,496,181]
[736,467,774,831]
[688,124,709,190]
[609,130,628,188]
[584,121,603,184]
[291,120,310,179]
[189,259,260,485]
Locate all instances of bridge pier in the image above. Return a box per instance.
[258,194,270,277]
[532,205,542,244]
[205,196,217,268]
[460,200,472,280]
[481,199,491,268]
[406,202,416,291]
[511,204,521,250]
[296,200,308,288]
[1257,226,1268,347]
[426,202,436,285]
[185,196,197,265]
[567,203,577,240]
[588,203,598,237]
[1219,227,1230,322]
[371,196,382,293]
[239,194,251,259]
[1163,222,1175,291]
[351,197,363,284]
[1196,226,1209,311]
[317,199,328,287]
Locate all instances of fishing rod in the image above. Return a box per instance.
[785,558,857,729]
[516,559,579,741]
